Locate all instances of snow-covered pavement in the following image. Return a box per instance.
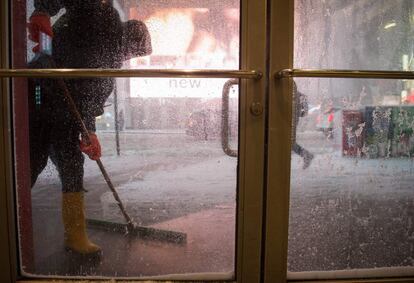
[31,130,414,273]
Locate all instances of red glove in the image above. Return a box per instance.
[27,11,53,52]
[80,132,102,160]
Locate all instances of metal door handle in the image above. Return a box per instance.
[0,68,262,79]
[2,69,259,159]
[276,68,414,79]
[221,79,239,157]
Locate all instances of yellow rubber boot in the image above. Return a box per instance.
[62,192,101,255]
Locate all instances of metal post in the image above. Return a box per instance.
[113,82,121,156]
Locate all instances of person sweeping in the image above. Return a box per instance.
[27,0,152,255]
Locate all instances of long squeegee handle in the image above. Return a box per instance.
[95,159,135,226]
[44,57,135,228]
[57,77,135,228]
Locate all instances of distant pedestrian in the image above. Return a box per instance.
[292,82,314,169]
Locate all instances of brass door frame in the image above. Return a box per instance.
[237,0,267,282]
[264,0,294,282]
[0,0,17,282]
[0,0,268,282]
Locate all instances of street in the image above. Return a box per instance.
[30,129,414,276]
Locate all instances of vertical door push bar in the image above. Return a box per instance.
[221,79,239,157]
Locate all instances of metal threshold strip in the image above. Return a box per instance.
[277,68,414,80]
[0,68,262,79]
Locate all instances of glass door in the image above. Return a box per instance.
[1,0,267,281]
[6,1,414,282]
[266,0,414,282]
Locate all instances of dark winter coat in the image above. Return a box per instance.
[33,0,152,130]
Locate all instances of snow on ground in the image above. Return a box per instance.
[99,155,237,223]
[289,132,414,272]
[33,135,237,225]
[101,155,236,204]
[291,151,414,196]
[30,130,414,272]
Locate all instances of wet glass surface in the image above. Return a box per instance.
[289,0,414,274]
[294,0,414,71]
[13,0,239,278]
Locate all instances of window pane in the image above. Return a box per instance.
[291,1,414,278]
[289,77,414,277]
[295,0,414,71]
[13,0,239,279]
